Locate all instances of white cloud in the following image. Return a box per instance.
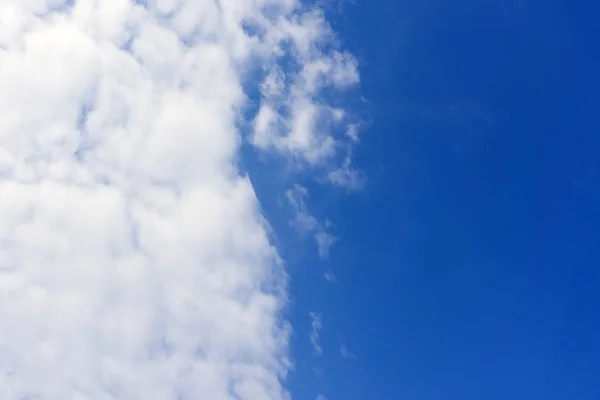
[340,345,357,360]
[315,231,337,259]
[286,185,336,259]
[0,0,358,399]
[309,312,323,356]
[249,5,361,178]
[328,154,366,190]
[316,395,328,400]
[324,269,337,282]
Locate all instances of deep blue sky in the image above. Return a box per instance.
[253,1,600,399]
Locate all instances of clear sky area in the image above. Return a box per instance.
[274,1,600,399]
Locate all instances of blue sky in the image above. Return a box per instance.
[1,1,598,399]
[250,0,600,399]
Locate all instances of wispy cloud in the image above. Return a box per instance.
[328,154,367,190]
[309,312,324,356]
[286,185,337,259]
[315,231,337,259]
[0,0,359,398]
[340,345,357,360]
[324,269,337,282]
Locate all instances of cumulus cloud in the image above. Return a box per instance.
[0,0,359,399]
[249,5,360,176]
[309,312,323,356]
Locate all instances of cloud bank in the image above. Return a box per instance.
[0,0,358,399]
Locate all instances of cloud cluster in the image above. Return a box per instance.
[0,0,358,399]
[248,3,361,178]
